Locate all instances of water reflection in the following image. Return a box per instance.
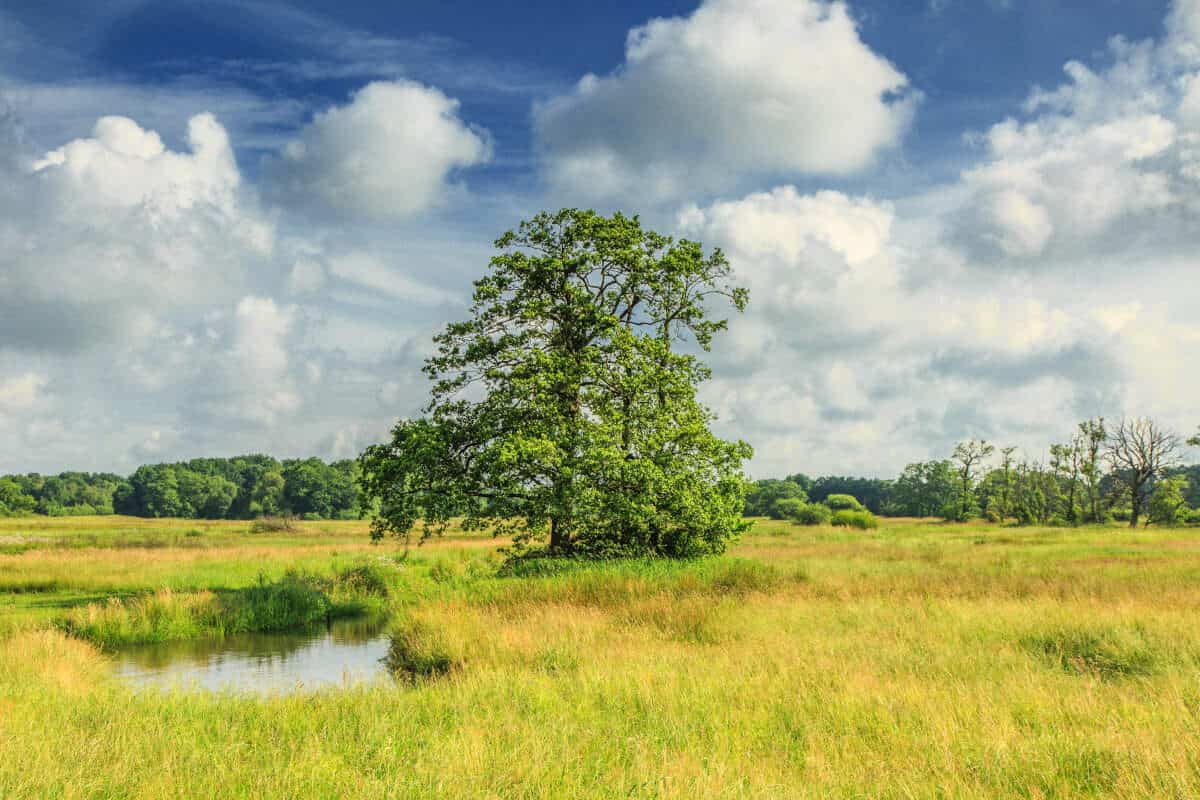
[113,616,392,694]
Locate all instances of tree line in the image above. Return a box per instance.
[747,418,1200,527]
[0,455,362,520]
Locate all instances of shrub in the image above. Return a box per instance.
[1111,508,1132,523]
[824,494,865,512]
[831,509,879,530]
[789,502,832,526]
[771,497,808,521]
[1186,508,1200,525]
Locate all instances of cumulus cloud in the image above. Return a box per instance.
[957,28,1200,262]
[678,182,1165,476]
[0,112,274,354]
[535,0,916,201]
[263,80,490,220]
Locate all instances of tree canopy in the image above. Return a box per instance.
[359,209,753,557]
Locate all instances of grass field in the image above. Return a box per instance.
[2,515,1199,798]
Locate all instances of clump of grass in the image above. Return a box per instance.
[383,618,461,682]
[1021,625,1159,679]
[830,510,880,530]
[249,515,296,533]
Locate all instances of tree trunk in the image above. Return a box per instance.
[549,516,566,552]
[1129,492,1141,529]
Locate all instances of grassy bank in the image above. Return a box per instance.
[1,515,1200,797]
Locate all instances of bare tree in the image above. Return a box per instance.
[1105,418,1181,528]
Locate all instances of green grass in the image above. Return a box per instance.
[2,515,1200,797]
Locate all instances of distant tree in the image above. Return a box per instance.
[176,471,239,519]
[251,468,287,516]
[1189,428,1199,448]
[808,476,890,514]
[888,460,956,517]
[744,479,808,518]
[0,479,35,516]
[771,497,808,521]
[784,473,814,495]
[359,209,751,557]
[949,440,994,521]
[1147,475,1190,527]
[988,447,1018,522]
[1050,436,1084,524]
[126,465,184,518]
[1012,460,1058,526]
[1105,418,1182,528]
[1077,418,1108,523]
[283,458,340,518]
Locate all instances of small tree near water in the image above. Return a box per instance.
[359,209,753,558]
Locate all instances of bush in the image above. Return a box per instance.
[1111,508,1132,522]
[789,502,832,526]
[771,497,808,521]
[1186,508,1200,525]
[824,494,865,512]
[831,509,879,530]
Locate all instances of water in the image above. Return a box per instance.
[113,617,393,694]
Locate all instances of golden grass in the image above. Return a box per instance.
[1,516,1199,797]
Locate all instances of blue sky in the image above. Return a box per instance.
[1,0,1198,476]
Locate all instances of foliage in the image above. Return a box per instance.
[770,497,808,521]
[1147,475,1190,527]
[2,455,361,522]
[744,478,807,518]
[887,460,956,517]
[807,476,891,513]
[787,502,832,526]
[360,209,752,558]
[948,439,994,521]
[822,493,864,511]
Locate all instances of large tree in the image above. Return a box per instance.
[1105,417,1182,528]
[359,210,752,557]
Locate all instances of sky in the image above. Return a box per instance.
[1,0,1198,478]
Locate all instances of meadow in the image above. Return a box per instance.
[2,514,1200,798]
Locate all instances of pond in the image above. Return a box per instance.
[113,616,393,694]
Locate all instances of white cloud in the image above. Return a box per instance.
[535,0,916,201]
[327,252,459,306]
[680,182,1155,476]
[0,112,275,354]
[0,373,48,412]
[957,29,1200,262]
[263,80,490,220]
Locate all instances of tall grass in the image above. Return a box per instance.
[57,564,400,648]
[2,516,1200,797]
